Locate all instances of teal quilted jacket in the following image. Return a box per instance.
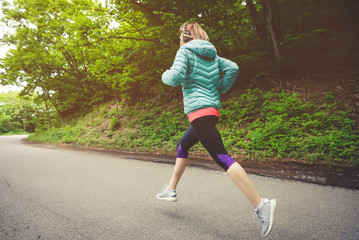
[162,40,239,115]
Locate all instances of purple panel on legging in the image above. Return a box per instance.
[177,144,188,158]
[217,154,236,168]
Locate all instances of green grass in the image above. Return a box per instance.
[0,130,29,136]
[28,89,359,166]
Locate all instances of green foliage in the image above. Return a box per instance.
[109,117,120,130]
[220,89,358,165]
[2,0,358,165]
[0,111,19,133]
[2,0,358,115]
[28,125,84,143]
[0,91,58,134]
[112,99,188,151]
[1,0,113,116]
[28,90,358,166]
[131,102,188,149]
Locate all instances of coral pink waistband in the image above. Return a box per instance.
[188,108,220,123]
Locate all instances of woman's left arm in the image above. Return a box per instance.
[162,49,188,87]
[218,56,239,94]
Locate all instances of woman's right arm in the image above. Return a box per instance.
[162,49,188,87]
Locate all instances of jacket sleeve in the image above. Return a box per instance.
[218,56,239,94]
[162,49,188,87]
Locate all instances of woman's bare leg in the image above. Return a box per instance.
[168,158,188,190]
[227,162,261,208]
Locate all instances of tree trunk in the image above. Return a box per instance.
[22,119,26,131]
[44,98,52,129]
[267,0,282,42]
[114,90,120,123]
[264,0,280,59]
[246,0,267,44]
[48,97,63,127]
[55,107,63,127]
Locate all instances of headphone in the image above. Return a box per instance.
[182,27,192,43]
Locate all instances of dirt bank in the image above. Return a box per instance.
[24,139,359,190]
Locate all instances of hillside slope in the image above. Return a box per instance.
[28,85,359,167]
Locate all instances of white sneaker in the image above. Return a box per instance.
[255,198,277,236]
[156,187,178,202]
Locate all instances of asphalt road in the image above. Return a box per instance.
[0,135,358,240]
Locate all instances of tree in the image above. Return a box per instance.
[246,0,267,44]
[1,0,112,117]
[264,0,280,59]
[1,0,358,121]
[0,91,55,133]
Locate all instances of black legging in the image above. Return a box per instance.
[176,115,236,171]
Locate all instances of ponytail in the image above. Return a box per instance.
[179,22,209,43]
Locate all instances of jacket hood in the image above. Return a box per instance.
[180,40,217,59]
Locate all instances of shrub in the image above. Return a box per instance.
[28,89,358,166]
[220,89,358,165]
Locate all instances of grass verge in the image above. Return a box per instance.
[28,89,359,166]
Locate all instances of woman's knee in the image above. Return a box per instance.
[215,154,236,171]
[176,143,188,158]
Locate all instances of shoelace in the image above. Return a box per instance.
[255,210,264,223]
[160,185,175,194]
[161,185,169,192]
[255,199,271,223]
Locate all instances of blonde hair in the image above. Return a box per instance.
[179,22,209,43]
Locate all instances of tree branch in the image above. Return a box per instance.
[118,18,147,39]
[76,35,166,47]
[128,0,163,26]
[107,36,166,46]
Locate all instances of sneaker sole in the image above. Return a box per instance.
[156,196,178,202]
[263,199,277,236]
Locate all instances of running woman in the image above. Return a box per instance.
[156,22,277,237]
